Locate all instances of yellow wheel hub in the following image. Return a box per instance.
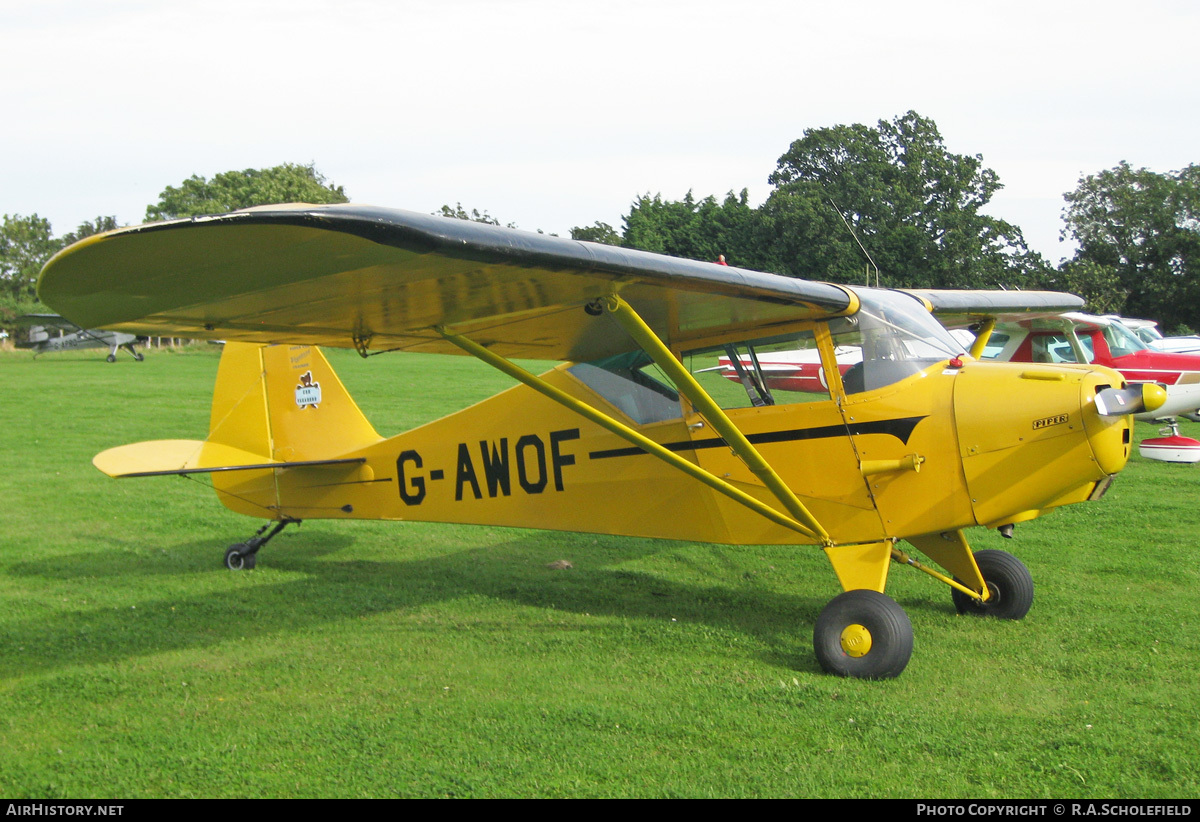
[839,623,873,657]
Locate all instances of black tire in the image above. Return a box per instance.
[951,549,1033,619]
[224,544,248,571]
[813,589,913,679]
[106,354,116,363]
[134,353,144,361]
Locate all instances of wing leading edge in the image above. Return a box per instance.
[900,288,1086,328]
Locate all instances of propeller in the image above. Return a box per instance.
[1094,383,1168,416]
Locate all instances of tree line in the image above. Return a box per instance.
[3,116,1198,335]
[572,113,1199,334]
[0,163,348,327]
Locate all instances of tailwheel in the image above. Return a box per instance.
[951,549,1033,619]
[220,518,299,571]
[813,589,913,679]
[224,544,257,571]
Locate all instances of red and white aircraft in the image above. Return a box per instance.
[960,313,1200,462]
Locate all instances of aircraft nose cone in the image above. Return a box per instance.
[1093,382,1168,416]
[1082,370,1135,476]
[1141,382,1168,414]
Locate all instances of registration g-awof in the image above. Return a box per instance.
[37,204,1164,678]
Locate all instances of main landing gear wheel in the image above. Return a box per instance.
[813,589,913,679]
[106,354,116,362]
[224,544,257,571]
[951,549,1033,619]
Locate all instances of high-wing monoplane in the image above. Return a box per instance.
[15,314,144,362]
[36,204,1166,679]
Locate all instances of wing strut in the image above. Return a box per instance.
[967,318,995,360]
[436,326,826,542]
[601,294,831,544]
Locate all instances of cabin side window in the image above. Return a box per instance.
[683,331,834,410]
[1031,334,1078,363]
[567,352,682,425]
[977,331,1011,359]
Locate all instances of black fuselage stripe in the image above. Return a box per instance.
[587,416,927,460]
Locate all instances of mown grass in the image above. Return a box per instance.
[1,346,1197,798]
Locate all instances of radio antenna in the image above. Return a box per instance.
[827,196,880,288]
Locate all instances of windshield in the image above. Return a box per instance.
[828,291,963,393]
[1103,321,1149,357]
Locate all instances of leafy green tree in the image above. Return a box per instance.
[59,216,120,247]
[764,111,1051,289]
[1062,162,1200,329]
[621,189,768,267]
[437,203,516,228]
[1053,259,1127,315]
[610,113,1050,289]
[145,162,349,222]
[569,221,622,245]
[0,213,59,319]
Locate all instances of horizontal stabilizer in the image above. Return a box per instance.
[14,313,77,330]
[93,439,364,478]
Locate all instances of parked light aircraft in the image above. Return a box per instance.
[16,314,144,361]
[1106,316,1200,355]
[36,204,1166,679]
[953,313,1200,420]
[955,312,1200,461]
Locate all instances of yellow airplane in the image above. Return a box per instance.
[36,203,1166,679]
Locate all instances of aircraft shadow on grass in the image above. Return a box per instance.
[0,530,943,679]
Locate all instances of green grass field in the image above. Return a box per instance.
[1,345,1197,798]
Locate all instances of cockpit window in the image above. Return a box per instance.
[1031,334,1079,363]
[1135,325,1163,343]
[828,291,962,393]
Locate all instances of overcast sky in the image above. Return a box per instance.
[3,0,1196,266]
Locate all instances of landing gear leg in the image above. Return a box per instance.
[125,343,144,361]
[223,518,300,570]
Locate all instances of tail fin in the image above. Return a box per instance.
[94,343,380,488]
[209,343,380,462]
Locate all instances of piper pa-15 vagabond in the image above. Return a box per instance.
[36,204,1165,678]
